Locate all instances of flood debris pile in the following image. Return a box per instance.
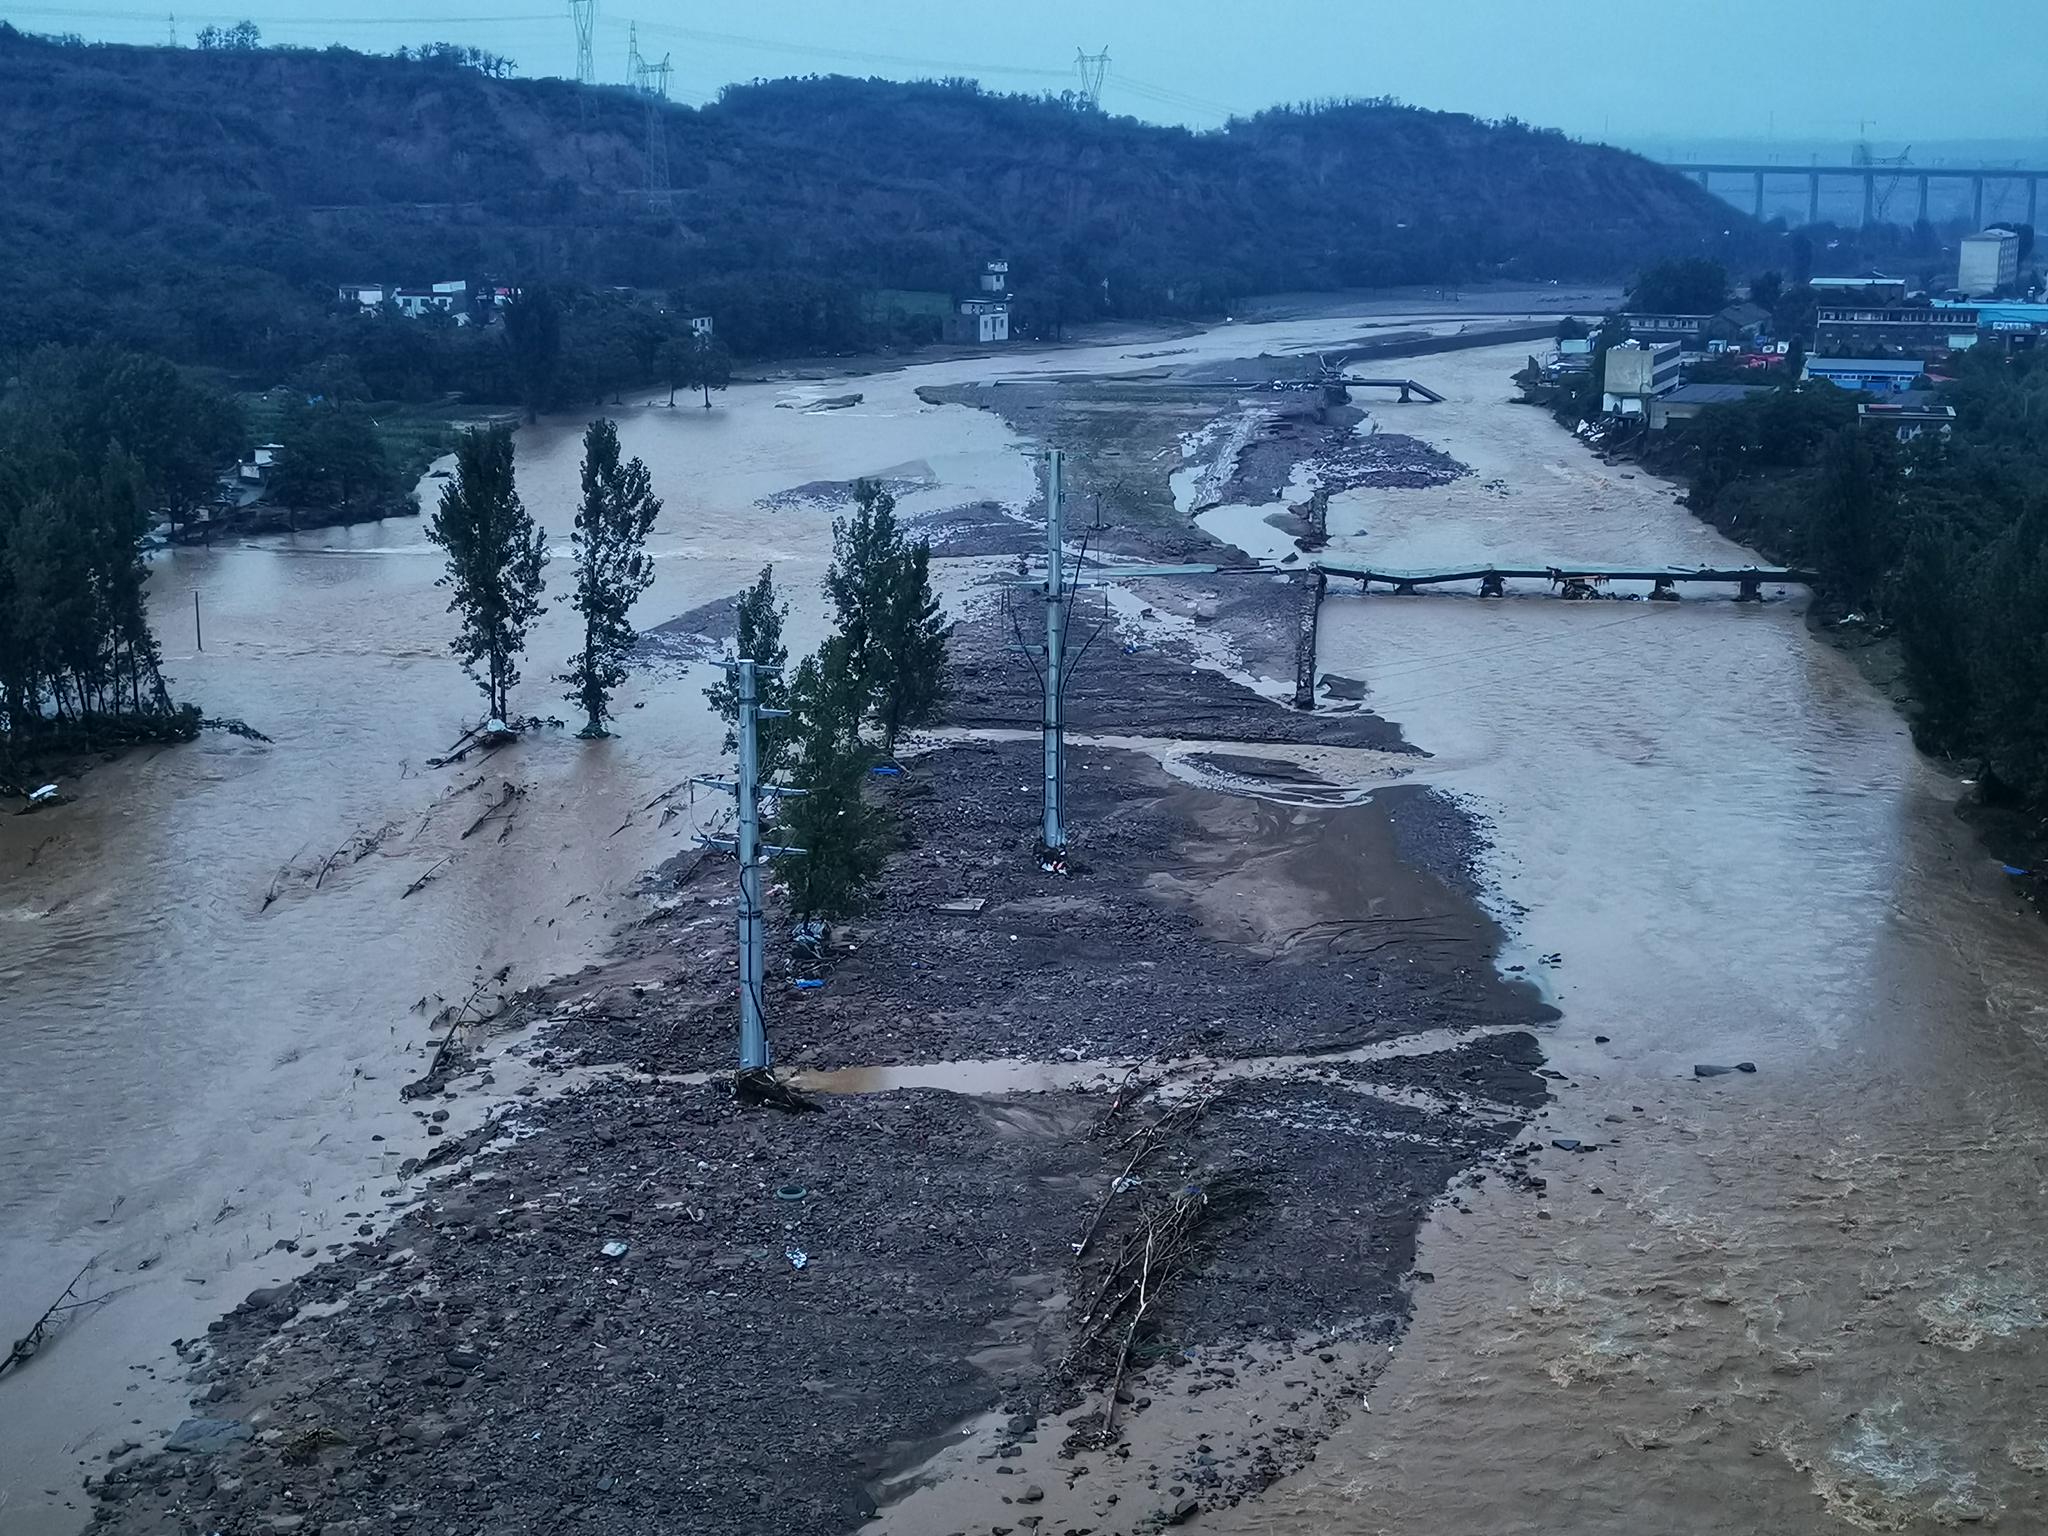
[1213,405,1465,508]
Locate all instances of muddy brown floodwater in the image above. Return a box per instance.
[4,311,2043,1536]
[1203,344,2048,1534]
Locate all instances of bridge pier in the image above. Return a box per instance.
[1973,175,1986,227]
[1808,170,1821,224]
[1393,580,1417,595]
[1479,571,1505,598]
[1752,170,1765,218]
[1737,575,1763,603]
[1397,383,1412,403]
[1862,171,1876,227]
[2031,176,2040,229]
[1917,174,1930,224]
[1650,576,1678,602]
[1293,571,1326,711]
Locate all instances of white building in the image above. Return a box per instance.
[979,259,1009,295]
[1958,229,2020,298]
[952,298,1010,344]
[1600,340,1681,416]
[336,283,386,308]
[689,315,714,338]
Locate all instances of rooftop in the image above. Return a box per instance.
[1663,383,1773,405]
[1805,357,1927,373]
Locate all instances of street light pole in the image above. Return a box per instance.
[695,657,804,1073]
[1042,449,1067,856]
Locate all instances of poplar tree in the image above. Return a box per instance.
[773,636,886,922]
[562,419,661,736]
[825,479,949,753]
[427,425,548,723]
[704,564,794,776]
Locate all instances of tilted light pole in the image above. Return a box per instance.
[695,658,805,1071]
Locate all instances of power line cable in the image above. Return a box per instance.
[610,17,1068,82]
[5,4,557,23]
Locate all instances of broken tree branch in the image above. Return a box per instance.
[1,1259,100,1379]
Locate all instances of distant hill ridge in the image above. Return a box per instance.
[0,25,1748,365]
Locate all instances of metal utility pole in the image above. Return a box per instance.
[1075,47,1109,109]
[1041,451,1068,855]
[695,660,804,1072]
[569,0,596,86]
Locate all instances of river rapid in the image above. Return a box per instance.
[3,312,2042,1535]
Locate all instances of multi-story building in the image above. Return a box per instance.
[1802,356,1927,394]
[1958,229,2021,298]
[1601,340,1682,415]
[1815,305,1980,357]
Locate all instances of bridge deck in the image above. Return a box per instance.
[1312,561,1815,586]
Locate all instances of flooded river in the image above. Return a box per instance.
[1214,345,2048,1533]
[5,311,2043,1535]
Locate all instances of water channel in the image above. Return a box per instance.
[3,310,2042,1535]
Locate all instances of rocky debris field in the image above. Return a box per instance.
[533,742,1528,1076]
[1213,403,1468,510]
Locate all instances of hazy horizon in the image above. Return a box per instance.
[5,0,2046,153]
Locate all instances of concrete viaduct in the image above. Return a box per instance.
[1666,162,2046,228]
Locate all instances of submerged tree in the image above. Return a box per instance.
[705,563,794,776]
[825,480,949,753]
[0,345,235,761]
[659,331,733,410]
[427,425,548,722]
[561,420,661,736]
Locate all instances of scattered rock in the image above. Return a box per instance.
[1018,1485,1045,1504]
[163,1418,250,1454]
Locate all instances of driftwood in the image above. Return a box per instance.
[734,1068,822,1114]
[460,781,525,840]
[1,1260,102,1379]
[400,854,454,899]
[404,964,513,1098]
[259,843,309,912]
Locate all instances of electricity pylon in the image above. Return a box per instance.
[627,23,673,198]
[569,0,596,85]
[1075,47,1109,109]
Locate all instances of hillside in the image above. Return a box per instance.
[0,26,1750,369]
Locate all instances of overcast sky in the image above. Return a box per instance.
[9,0,2045,150]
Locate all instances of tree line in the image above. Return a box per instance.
[1651,349,2048,805]
[0,346,245,777]
[0,28,1757,385]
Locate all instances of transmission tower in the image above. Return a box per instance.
[1075,46,1109,109]
[568,0,596,86]
[626,23,673,198]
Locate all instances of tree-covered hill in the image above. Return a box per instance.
[0,25,1751,368]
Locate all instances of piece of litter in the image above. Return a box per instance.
[600,1240,629,1259]
[793,979,825,991]
[29,784,60,803]
[937,898,986,914]
[786,1247,808,1270]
